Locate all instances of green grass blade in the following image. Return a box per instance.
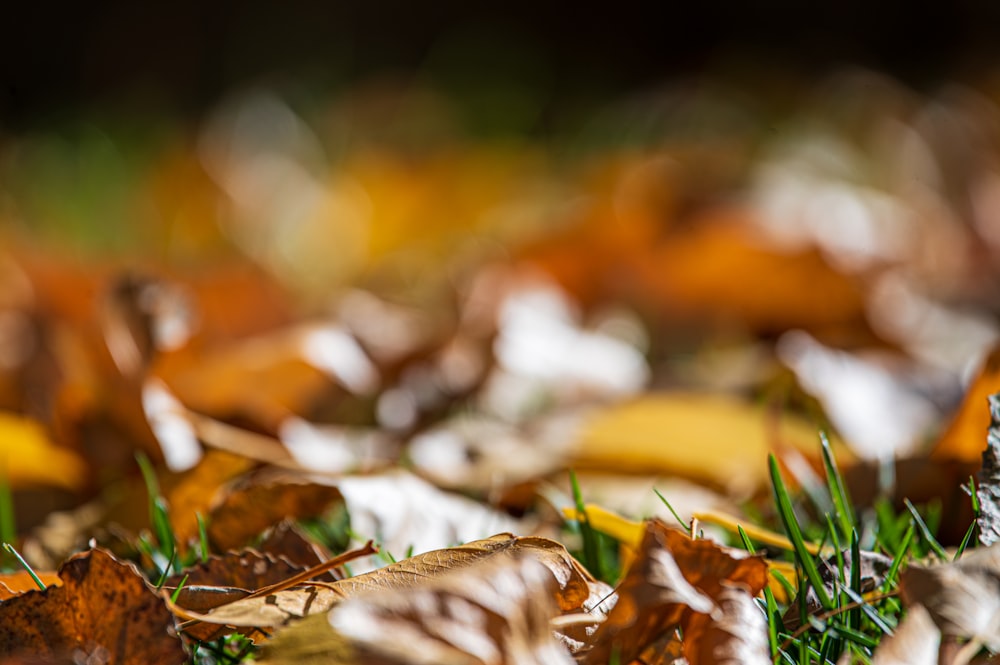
[570,470,603,580]
[170,573,189,604]
[821,431,856,541]
[196,511,210,563]
[955,520,977,559]
[769,454,833,609]
[969,475,981,514]
[0,466,15,551]
[849,528,862,632]
[882,522,914,591]
[2,542,46,590]
[904,498,948,560]
[654,488,691,534]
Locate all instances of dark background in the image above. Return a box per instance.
[2,0,999,127]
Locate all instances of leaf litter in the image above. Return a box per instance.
[9,69,1000,665]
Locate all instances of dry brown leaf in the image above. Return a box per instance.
[681,582,769,665]
[207,474,343,552]
[871,603,939,665]
[161,448,257,550]
[0,547,186,664]
[166,549,310,641]
[581,519,768,665]
[177,533,607,633]
[901,543,1000,651]
[266,555,574,665]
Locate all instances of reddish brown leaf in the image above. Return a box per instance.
[207,474,343,552]
[0,548,185,664]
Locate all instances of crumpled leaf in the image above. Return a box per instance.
[681,581,770,665]
[266,555,576,665]
[581,518,768,664]
[0,547,186,664]
[976,393,1000,546]
[175,533,609,634]
[901,542,1000,651]
[871,603,939,665]
[167,549,312,641]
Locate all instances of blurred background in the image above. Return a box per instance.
[4,0,1000,538]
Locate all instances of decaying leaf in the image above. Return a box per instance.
[871,603,939,665]
[0,547,186,664]
[267,556,575,665]
[207,473,344,552]
[581,518,768,664]
[176,533,608,635]
[977,393,1000,546]
[681,581,770,665]
[901,542,1000,651]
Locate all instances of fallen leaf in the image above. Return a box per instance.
[901,543,1000,651]
[681,581,770,665]
[177,533,608,633]
[274,555,577,665]
[207,474,344,552]
[0,547,186,664]
[572,393,845,495]
[581,519,768,664]
[0,411,87,491]
[871,603,939,665]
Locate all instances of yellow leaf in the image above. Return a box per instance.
[571,393,846,494]
[0,412,86,491]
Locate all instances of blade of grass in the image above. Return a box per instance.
[904,498,948,560]
[0,466,14,551]
[821,431,856,541]
[170,573,189,604]
[136,452,175,556]
[196,512,209,563]
[2,542,46,590]
[882,522,914,591]
[769,454,833,610]
[739,526,781,659]
[849,529,861,632]
[570,470,603,581]
[654,488,691,534]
